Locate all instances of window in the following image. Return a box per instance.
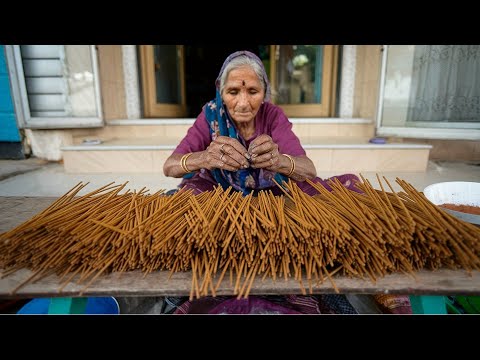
[270,45,339,117]
[139,45,187,118]
[139,45,338,118]
[139,45,339,119]
[377,45,480,140]
[6,45,103,128]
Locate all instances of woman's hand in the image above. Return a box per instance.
[247,134,317,181]
[248,134,281,172]
[204,136,250,171]
[163,136,250,178]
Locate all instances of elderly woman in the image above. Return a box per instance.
[161,50,411,314]
[164,50,359,196]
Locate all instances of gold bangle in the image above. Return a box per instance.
[283,154,295,177]
[180,153,193,173]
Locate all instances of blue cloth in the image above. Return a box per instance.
[201,50,288,196]
[204,90,287,196]
[17,297,120,315]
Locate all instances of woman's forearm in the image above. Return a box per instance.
[163,151,208,178]
[165,151,316,182]
[278,154,317,182]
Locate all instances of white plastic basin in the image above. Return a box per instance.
[423,181,480,225]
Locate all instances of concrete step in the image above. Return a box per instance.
[303,138,432,172]
[291,118,375,141]
[69,118,375,146]
[61,137,432,173]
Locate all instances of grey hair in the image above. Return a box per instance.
[219,56,266,97]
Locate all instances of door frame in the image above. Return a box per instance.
[139,45,339,119]
[270,45,339,117]
[139,45,187,118]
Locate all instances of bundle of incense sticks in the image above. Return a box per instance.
[1,176,479,299]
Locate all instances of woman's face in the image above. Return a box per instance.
[222,66,264,125]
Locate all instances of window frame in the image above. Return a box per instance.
[5,45,103,129]
[139,45,187,118]
[376,45,480,141]
[269,45,339,117]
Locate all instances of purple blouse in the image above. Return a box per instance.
[171,102,360,196]
[174,102,305,157]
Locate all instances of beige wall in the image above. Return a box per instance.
[351,45,480,163]
[353,45,382,121]
[97,45,127,120]
[28,45,477,164]
[96,45,387,122]
[407,139,480,162]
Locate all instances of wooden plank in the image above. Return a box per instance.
[1,196,480,299]
[0,197,57,233]
[1,268,479,299]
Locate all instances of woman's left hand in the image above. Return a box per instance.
[248,134,281,171]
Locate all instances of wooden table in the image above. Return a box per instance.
[1,196,479,314]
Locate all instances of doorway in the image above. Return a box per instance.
[139,45,338,118]
[184,46,266,118]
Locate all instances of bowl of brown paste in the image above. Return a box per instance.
[423,181,480,225]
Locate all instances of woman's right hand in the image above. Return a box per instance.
[204,136,250,171]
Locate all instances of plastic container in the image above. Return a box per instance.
[423,181,480,225]
[368,137,387,144]
[17,297,120,315]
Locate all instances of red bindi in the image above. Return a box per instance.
[242,80,245,86]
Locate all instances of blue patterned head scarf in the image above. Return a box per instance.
[203,50,287,195]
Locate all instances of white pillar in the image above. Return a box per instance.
[122,45,141,119]
[339,45,356,118]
